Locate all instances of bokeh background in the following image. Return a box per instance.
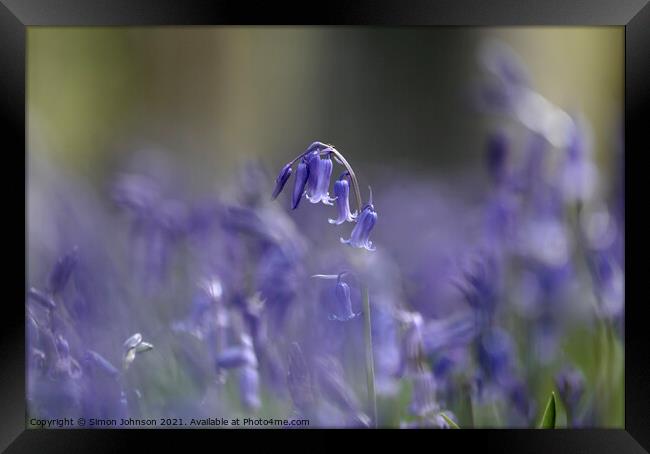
[28,27,622,184]
[27,27,623,428]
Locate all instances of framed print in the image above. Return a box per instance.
[1,0,648,452]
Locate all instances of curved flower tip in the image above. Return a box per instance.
[306,141,328,153]
[271,163,292,200]
[340,202,377,251]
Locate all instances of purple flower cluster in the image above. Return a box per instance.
[272,142,377,252]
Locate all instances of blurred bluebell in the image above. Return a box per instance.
[330,275,360,322]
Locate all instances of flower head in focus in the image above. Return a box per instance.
[340,188,377,251]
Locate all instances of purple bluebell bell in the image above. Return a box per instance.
[340,193,377,251]
[271,162,293,200]
[305,151,335,205]
[291,154,312,209]
[329,172,357,225]
[329,275,360,322]
[48,247,78,295]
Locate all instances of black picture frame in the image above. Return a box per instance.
[2,0,648,452]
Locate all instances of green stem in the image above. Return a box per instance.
[362,283,378,428]
[327,144,376,426]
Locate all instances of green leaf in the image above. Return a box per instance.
[439,412,460,429]
[538,392,556,429]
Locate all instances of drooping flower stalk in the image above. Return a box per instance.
[273,141,378,427]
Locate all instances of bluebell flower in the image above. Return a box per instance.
[329,172,357,225]
[305,151,335,205]
[329,276,360,322]
[271,162,293,200]
[340,191,377,251]
[291,154,311,209]
[313,273,360,322]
